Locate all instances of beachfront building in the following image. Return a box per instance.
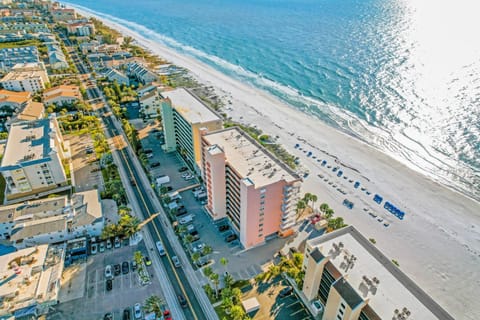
[201,127,302,248]
[0,244,65,319]
[0,190,103,248]
[126,61,157,85]
[66,20,95,36]
[0,115,69,203]
[43,85,81,106]
[0,62,49,93]
[50,8,76,22]
[160,88,223,172]
[301,226,454,320]
[139,87,162,118]
[0,45,39,72]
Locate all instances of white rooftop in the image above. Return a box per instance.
[1,118,54,167]
[162,88,221,124]
[203,127,300,188]
[308,227,453,320]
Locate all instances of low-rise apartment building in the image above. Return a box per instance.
[0,62,49,93]
[50,8,76,21]
[302,226,454,320]
[103,67,129,85]
[139,87,162,118]
[160,88,223,172]
[0,189,103,248]
[0,115,69,202]
[201,127,302,248]
[0,89,44,130]
[127,61,157,85]
[0,244,65,319]
[46,43,68,70]
[0,45,39,72]
[43,85,81,106]
[66,20,95,36]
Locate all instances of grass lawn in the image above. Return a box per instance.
[214,305,230,320]
[0,39,43,49]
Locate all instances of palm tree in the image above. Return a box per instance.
[296,200,307,221]
[303,192,312,205]
[325,208,335,219]
[184,234,194,245]
[210,273,220,298]
[319,203,329,214]
[192,252,201,264]
[223,273,234,289]
[134,251,143,265]
[203,266,213,278]
[144,295,163,315]
[310,194,318,210]
[202,245,212,256]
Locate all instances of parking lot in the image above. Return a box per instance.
[66,133,104,192]
[49,241,165,320]
[137,123,291,282]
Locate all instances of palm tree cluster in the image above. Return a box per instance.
[296,192,318,221]
[101,206,140,239]
[143,295,164,316]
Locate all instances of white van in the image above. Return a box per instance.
[156,241,166,256]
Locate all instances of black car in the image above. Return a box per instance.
[106,279,113,291]
[123,308,131,320]
[178,294,188,308]
[104,313,113,320]
[150,161,161,168]
[176,207,187,216]
[279,286,293,298]
[178,166,188,172]
[218,224,230,232]
[144,148,153,154]
[122,261,129,274]
[225,233,237,243]
[114,264,121,276]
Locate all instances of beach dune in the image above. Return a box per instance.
[71,5,480,319]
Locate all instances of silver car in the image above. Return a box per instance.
[172,255,181,268]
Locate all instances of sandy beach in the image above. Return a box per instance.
[71,5,480,319]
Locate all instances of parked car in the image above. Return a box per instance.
[122,261,129,274]
[147,153,154,158]
[178,294,187,308]
[218,224,230,232]
[131,260,137,271]
[134,303,142,319]
[114,237,121,248]
[106,279,113,291]
[106,239,112,250]
[184,175,195,181]
[99,242,105,253]
[90,243,98,255]
[104,313,113,320]
[196,258,210,268]
[172,255,181,268]
[179,215,193,225]
[105,265,113,279]
[181,172,191,178]
[163,310,172,320]
[279,286,293,297]
[144,256,152,266]
[225,233,237,243]
[144,148,153,154]
[130,178,136,186]
[156,241,166,256]
[150,162,160,168]
[178,166,188,172]
[123,308,131,320]
[114,264,121,276]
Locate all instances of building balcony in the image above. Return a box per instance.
[280,220,295,230]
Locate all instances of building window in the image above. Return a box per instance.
[336,315,342,320]
[339,308,344,315]
[340,303,345,309]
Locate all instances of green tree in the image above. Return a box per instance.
[144,295,163,315]
[210,273,220,299]
[230,305,246,320]
[310,194,318,210]
[203,266,213,278]
[296,200,307,221]
[325,208,335,219]
[202,245,212,256]
[192,252,201,264]
[223,273,234,289]
[134,251,143,265]
[319,203,329,214]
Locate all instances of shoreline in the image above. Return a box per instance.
[66,4,480,318]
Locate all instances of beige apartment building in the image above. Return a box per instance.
[201,127,302,249]
[161,88,223,172]
[0,62,49,93]
[43,85,81,106]
[0,116,69,202]
[302,226,454,320]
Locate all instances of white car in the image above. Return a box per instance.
[184,175,195,181]
[311,300,324,315]
[104,265,113,279]
[106,239,112,250]
[181,172,191,178]
[156,241,166,256]
[134,303,142,319]
[99,242,105,253]
[172,255,181,268]
[114,237,121,248]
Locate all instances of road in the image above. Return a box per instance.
[102,115,209,319]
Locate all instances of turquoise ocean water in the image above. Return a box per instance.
[65,0,480,200]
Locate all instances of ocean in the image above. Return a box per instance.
[64,0,480,200]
